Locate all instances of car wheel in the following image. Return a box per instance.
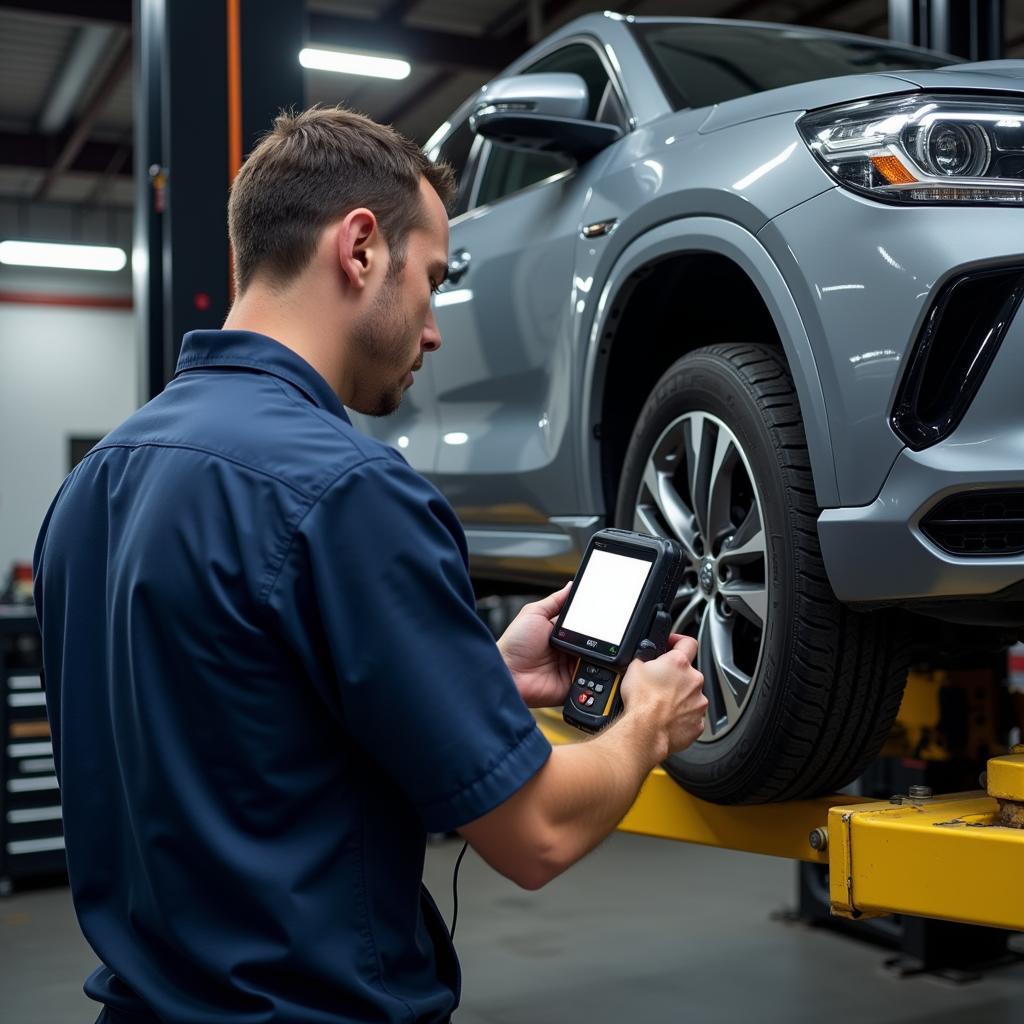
[614,343,908,804]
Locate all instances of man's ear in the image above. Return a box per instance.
[336,208,379,290]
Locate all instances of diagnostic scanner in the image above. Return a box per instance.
[551,529,684,733]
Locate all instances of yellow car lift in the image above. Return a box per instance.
[535,688,1024,933]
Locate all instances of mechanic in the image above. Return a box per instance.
[33,107,708,1024]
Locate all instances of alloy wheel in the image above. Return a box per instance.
[631,411,769,742]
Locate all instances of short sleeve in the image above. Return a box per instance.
[268,454,551,832]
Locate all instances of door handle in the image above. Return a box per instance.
[446,248,471,285]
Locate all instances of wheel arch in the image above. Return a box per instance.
[581,217,839,515]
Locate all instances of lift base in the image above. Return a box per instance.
[535,712,1024,932]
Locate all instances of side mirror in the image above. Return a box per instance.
[469,72,622,162]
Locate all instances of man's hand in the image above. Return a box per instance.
[464,629,708,891]
[619,634,708,762]
[497,583,575,709]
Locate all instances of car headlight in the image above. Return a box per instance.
[798,94,1024,204]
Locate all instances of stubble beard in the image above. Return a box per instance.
[350,271,417,418]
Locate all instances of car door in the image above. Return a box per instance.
[429,40,630,532]
[345,116,480,473]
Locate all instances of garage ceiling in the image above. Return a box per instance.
[1,0,1023,210]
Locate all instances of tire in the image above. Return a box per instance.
[614,343,908,804]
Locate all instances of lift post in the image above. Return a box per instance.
[534,712,1024,932]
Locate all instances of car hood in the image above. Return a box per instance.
[698,61,1024,134]
[892,59,1024,88]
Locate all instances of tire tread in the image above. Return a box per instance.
[620,342,908,803]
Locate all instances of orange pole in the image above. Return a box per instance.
[226,0,242,300]
[227,0,242,181]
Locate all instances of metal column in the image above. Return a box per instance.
[889,0,1004,61]
[133,0,305,401]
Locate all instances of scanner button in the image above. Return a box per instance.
[595,684,605,694]
[586,696,596,707]
[577,693,589,705]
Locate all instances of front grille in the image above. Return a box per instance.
[892,266,1024,450]
[921,491,1024,556]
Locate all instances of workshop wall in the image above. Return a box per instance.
[0,200,132,301]
[0,300,135,575]
[0,198,135,579]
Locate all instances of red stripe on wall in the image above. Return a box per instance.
[0,291,133,310]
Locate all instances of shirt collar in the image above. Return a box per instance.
[175,330,351,423]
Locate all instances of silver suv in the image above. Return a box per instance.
[352,14,1024,804]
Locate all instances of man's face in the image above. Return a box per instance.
[347,178,449,417]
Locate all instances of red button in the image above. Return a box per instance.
[577,693,588,705]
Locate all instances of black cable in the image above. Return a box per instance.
[449,841,469,939]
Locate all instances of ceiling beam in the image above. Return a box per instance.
[485,0,581,41]
[307,12,525,73]
[7,0,535,71]
[0,130,132,176]
[87,138,131,203]
[795,0,869,26]
[716,0,776,20]
[853,12,889,35]
[38,23,120,135]
[379,68,454,135]
[0,0,129,22]
[379,0,421,22]
[35,35,131,199]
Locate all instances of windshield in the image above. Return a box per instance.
[632,22,958,111]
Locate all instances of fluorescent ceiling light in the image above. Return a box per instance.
[0,240,127,272]
[433,288,473,307]
[299,47,411,80]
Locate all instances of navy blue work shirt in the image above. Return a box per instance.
[33,330,552,1023]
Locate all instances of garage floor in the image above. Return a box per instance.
[2,832,1022,1023]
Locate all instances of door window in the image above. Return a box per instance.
[475,147,573,208]
[432,118,477,213]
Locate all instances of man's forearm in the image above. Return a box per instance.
[461,709,666,890]
[530,711,667,879]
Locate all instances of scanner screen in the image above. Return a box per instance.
[562,548,653,646]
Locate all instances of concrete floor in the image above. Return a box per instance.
[2,832,1022,1023]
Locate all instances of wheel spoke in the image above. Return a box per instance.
[720,580,768,628]
[718,505,766,566]
[672,589,705,633]
[695,611,724,734]
[639,457,701,564]
[708,612,751,723]
[684,415,715,543]
[633,501,669,540]
[705,431,739,548]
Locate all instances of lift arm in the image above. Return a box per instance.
[534,710,1024,931]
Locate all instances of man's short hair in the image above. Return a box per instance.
[228,106,456,294]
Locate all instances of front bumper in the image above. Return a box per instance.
[818,301,1024,606]
[765,187,1024,507]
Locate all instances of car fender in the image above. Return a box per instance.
[580,216,840,509]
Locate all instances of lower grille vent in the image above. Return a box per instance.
[921,491,1024,556]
